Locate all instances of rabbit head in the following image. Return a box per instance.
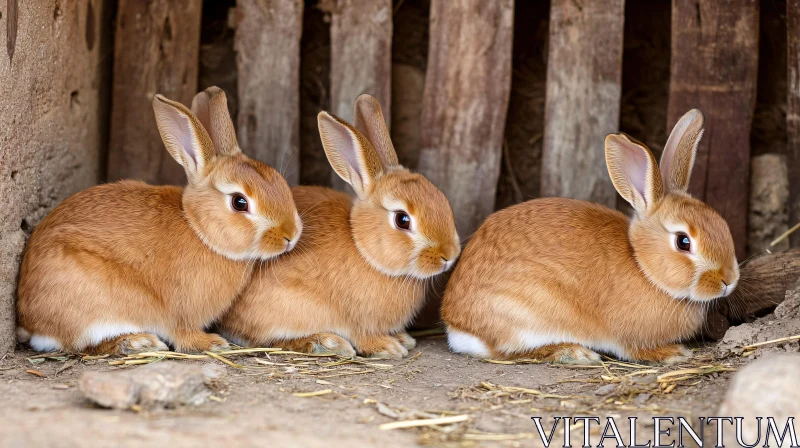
[316,95,461,278]
[152,86,302,261]
[605,109,739,302]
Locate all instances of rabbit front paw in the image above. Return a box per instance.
[174,331,231,353]
[278,333,356,358]
[628,344,692,365]
[354,335,409,359]
[392,332,417,350]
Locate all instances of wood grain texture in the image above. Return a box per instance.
[329,0,392,191]
[418,0,514,236]
[106,0,203,185]
[667,0,759,259]
[540,0,625,208]
[788,0,800,248]
[236,0,303,185]
[0,1,111,351]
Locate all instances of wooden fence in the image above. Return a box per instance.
[1,0,798,351]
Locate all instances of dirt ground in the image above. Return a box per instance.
[0,333,768,448]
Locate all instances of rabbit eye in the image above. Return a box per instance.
[231,194,249,213]
[676,233,691,252]
[394,211,411,231]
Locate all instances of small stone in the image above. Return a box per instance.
[719,354,800,441]
[716,324,760,354]
[594,384,617,395]
[79,362,225,410]
[633,393,651,404]
[774,279,800,320]
[631,374,657,385]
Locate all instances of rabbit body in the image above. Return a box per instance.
[219,95,461,359]
[220,185,427,358]
[17,87,301,354]
[17,181,251,353]
[443,197,706,363]
[442,109,739,364]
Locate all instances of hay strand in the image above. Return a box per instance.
[379,414,470,430]
[742,334,800,350]
[770,221,800,247]
[292,389,333,398]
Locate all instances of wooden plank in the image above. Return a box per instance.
[788,0,800,248]
[0,1,111,351]
[106,0,203,185]
[540,0,625,209]
[417,0,514,235]
[236,0,303,185]
[667,0,759,259]
[329,0,392,191]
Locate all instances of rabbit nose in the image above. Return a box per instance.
[721,280,733,297]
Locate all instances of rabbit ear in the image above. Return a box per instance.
[660,109,704,193]
[191,86,241,157]
[353,94,399,169]
[152,94,215,183]
[317,111,385,198]
[605,133,664,217]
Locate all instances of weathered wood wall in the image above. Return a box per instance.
[0,1,112,352]
[418,0,514,236]
[667,0,760,259]
[541,0,626,209]
[788,0,800,248]
[236,0,303,186]
[106,0,203,185]
[329,0,393,191]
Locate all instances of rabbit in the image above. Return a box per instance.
[16,86,302,355]
[441,109,740,365]
[218,94,461,359]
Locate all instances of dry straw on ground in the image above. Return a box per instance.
[21,330,799,445]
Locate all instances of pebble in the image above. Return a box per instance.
[79,362,226,410]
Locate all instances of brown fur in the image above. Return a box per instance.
[442,109,739,364]
[16,87,300,354]
[219,95,460,359]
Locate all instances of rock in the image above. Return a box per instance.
[719,354,800,441]
[774,278,800,319]
[630,374,657,385]
[79,362,225,410]
[717,278,800,357]
[748,154,790,256]
[594,384,617,395]
[717,323,760,353]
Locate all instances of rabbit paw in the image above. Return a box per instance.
[355,335,409,360]
[91,333,168,355]
[628,344,692,365]
[393,332,417,350]
[118,334,169,355]
[549,345,602,365]
[280,333,356,358]
[174,331,231,353]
